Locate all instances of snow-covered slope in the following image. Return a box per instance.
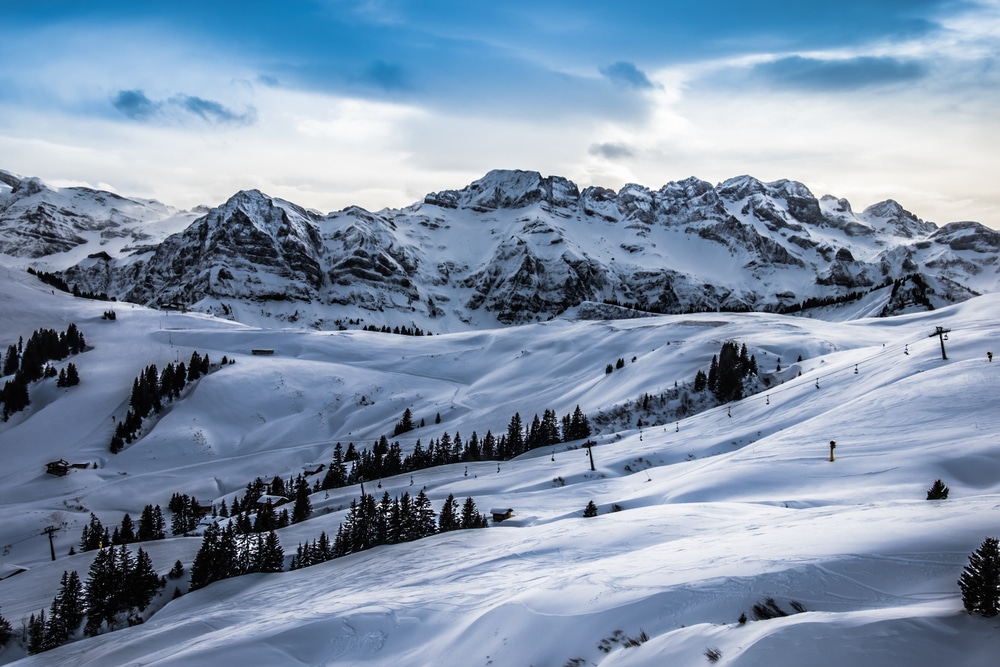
[2,168,995,331]
[1,267,999,665]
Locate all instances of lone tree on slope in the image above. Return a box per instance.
[926,479,950,500]
[959,536,1000,617]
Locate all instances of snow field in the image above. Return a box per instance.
[1,275,1000,665]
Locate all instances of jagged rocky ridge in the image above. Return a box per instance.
[3,169,999,329]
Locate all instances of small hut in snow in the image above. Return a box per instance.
[490,507,514,523]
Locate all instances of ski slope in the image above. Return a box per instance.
[1,267,999,666]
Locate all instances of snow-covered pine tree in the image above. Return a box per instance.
[927,479,950,500]
[438,494,460,532]
[959,536,1000,616]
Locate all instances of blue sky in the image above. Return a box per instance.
[1,1,998,226]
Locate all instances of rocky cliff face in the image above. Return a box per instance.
[6,168,999,330]
[0,170,184,260]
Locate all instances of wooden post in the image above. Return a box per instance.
[584,441,596,471]
[829,440,836,462]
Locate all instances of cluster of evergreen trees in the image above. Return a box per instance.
[167,493,207,535]
[289,491,487,570]
[362,324,430,336]
[110,351,213,453]
[25,546,162,654]
[25,266,114,301]
[189,524,284,591]
[80,506,167,552]
[693,341,758,403]
[26,266,70,293]
[773,287,881,315]
[2,324,87,420]
[316,407,591,491]
[215,474,312,532]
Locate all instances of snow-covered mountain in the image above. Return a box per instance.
[3,169,996,331]
[1,268,999,666]
[0,169,199,265]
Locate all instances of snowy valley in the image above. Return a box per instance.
[0,171,999,665]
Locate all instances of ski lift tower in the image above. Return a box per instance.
[930,326,951,360]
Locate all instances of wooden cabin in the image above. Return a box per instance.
[45,459,71,476]
[490,507,515,523]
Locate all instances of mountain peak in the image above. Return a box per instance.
[424,170,580,211]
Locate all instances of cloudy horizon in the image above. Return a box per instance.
[1,1,998,226]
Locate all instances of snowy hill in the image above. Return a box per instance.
[3,169,999,332]
[1,265,999,665]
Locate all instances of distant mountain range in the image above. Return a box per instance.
[2,168,998,330]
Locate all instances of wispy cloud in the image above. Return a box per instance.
[589,142,635,160]
[750,55,928,90]
[111,90,160,120]
[111,89,256,125]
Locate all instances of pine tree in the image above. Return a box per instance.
[126,548,160,611]
[190,524,237,591]
[460,497,488,529]
[292,475,312,523]
[254,499,277,532]
[118,514,136,544]
[188,352,202,381]
[0,605,12,647]
[567,405,591,441]
[694,369,708,392]
[959,537,1000,616]
[322,443,349,489]
[583,500,599,518]
[394,407,415,436]
[80,513,107,551]
[27,609,46,654]
[506,412,524,457]
[927,479,950,500]
[438,494,460,532]
[65,363,80,386]
[257,531,284,573]
[707,354,719,392]
[42,570,83,650]
[414,490,437,539]
[137,504,166,541]
[2,344,18,376]
[83,548,117,635]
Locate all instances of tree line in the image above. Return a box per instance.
[26,266,114,301]
[289,491,488,570]
[316,406,591,491]
[79,505,167,552]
